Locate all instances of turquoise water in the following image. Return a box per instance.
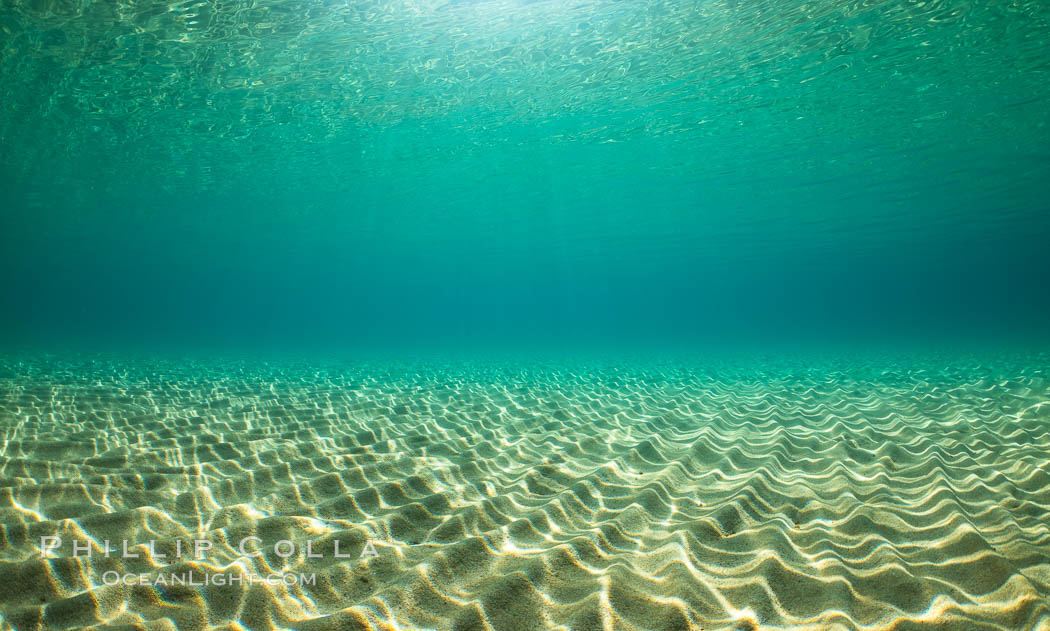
[2,2,1050,630]
[1,0,1049,349]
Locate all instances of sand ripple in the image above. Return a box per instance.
[1,353,1049,631]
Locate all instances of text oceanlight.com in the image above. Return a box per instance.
[101,571,317,587]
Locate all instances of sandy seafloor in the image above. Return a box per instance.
[0,352,1048,631]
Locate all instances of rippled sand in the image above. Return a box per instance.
[1,353,1048,631]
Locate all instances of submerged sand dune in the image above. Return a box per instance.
[0,353,1048,631]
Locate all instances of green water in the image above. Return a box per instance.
[2,3,1050,628]
[1,0,1048,349]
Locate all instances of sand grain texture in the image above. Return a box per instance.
[0,354,1048,631]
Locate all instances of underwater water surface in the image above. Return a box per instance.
[1,0,1050,629]
[1,0,1049,347]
